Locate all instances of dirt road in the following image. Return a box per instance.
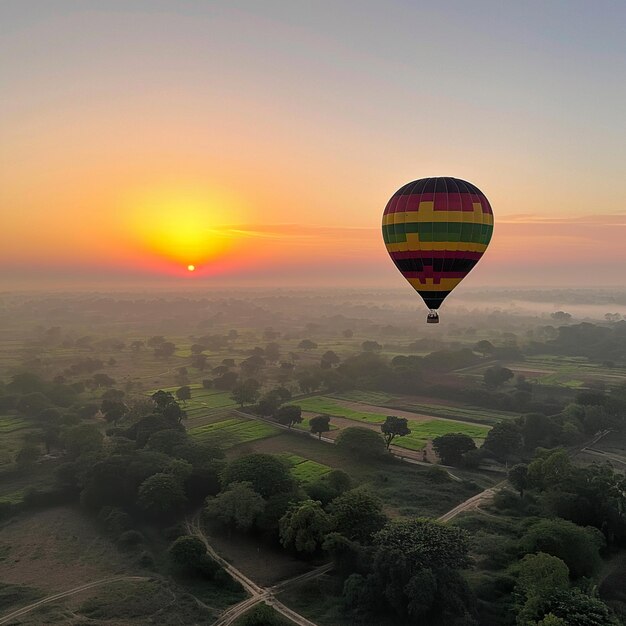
[0,576,149,625]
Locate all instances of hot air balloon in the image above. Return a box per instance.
[382,177,493,323]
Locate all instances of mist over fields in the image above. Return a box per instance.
[0,287,625,625]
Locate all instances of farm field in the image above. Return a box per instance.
[0,415,35,467]
[296,395,491,450]
[380,398,520,425]
[246,432,496,518]
[279,453,331,482]
[393,419,490,451]
[149,385,237,412]
[455,354,626,390]
[188,415,282,448]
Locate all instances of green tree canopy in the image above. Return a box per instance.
[279,499,332,554]
[222,453,295,498]
[380,416,411,450]
[328,489,387,544]
[275,404,303,428]
[335,427,386,459]
[520,518,604,578]
[137,472,187,517]
[309,414,331,439]
[204,481,265,531]
[432,433,476,466]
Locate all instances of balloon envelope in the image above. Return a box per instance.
[382,177,493,311]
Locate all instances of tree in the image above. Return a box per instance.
[342,329,354,338]
[536,589,617,626]
[275,404,303,428]
[375,518,470,569]
[175,386,191,405]
[204,482,265,531]
[380,415,411,450]
[63,424,103,458]
[550,311,572,322]
[309,414,331,439]
[101,399,127,425]
[16,443,40,468]
[484,365,514,388]
[432,433,476,466]
[336,427,386,459]
[328,490,387,543]
[482,421,523,460]
[508,463,529,498]
[361,340,382,352]
[241,355,266,376]
[169,535,207,571]
[230,379,260,408]
[475,340,494,357]
[527,449,572,490]
[364,518,473,623]
[255,391,282,417]
[191,353,208,370]
[321,350,340,369]
[154,341,176,357]
[147,335,166,348]
[137,472,186,517]
[515,552,570,625]
[536,615,567,626]
[298,339,317,351]
[264,342,281,362]
[16,392,51,416]
[520,518,604,578]
[213,371,238,390]
[147,429,188,455]
[222,454,295,498]
[279,500,332,554]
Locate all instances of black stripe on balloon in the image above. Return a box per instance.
[394,177,486,197]
[394,258,478,272]
[420,292,451,309]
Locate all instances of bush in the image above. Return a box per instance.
[117,530,144,548]
[335,427,386,459]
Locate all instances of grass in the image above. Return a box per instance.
[393,419,491,452]
[188,416,281,448]
[278,453,331,482]
[331,390,396,404]
[246,432,496,518]
[0,489,24,505]
[150,385,237,411]
[383,399,519,425]
[0,415,29,433]
[298,397,388,423]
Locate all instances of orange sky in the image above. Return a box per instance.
[1,2,625,289]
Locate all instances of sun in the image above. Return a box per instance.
[187,264,195,272]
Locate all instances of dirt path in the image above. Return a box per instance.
[0,576,149,625]
[185,514,325,626]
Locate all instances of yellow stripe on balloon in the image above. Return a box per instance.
[382,210,493,226]
[406,277,464,291]
[384,239,489,253]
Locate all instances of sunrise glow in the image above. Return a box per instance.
[1,3,625,289]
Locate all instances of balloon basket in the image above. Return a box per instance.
[426,311,439,324]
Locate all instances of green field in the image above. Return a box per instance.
[382,400,519,425]
[394,419,490,451]
[0,415,29,433]
[188,416,281,447]
[149,385,237,414]
[298,397,388,423]
[278,453,331,482]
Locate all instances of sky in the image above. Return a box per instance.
[1,0,625,290]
